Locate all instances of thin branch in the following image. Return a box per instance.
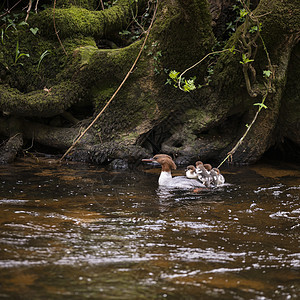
[0,0,23,18]
[217,92,268,169]
[25,0,32,22]
[100,0,105,10]
[53,0,68,56]
[178,48,235,91]
[35,0,40,13]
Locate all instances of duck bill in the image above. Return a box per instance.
[142,158,154,162]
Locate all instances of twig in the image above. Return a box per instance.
[23,133,34,152]
[178,48,235,91]
[0,0,23,18]
[25,0,32,22]
[100,0,105,10]
[35,0,40,13]
[53,0,68,56]
[217,92,268,169]
[60,0,160,162]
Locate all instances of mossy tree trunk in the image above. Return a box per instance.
[0,0,299,165]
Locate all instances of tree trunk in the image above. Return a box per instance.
[0,0,299,165]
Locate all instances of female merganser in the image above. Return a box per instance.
[195,161,212,187]
[142,154,205,189]
[185,165,198,179]
[210,167,225,186]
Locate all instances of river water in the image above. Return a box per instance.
[0,157,299,299]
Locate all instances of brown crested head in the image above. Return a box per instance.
[153,154,176,171]
[186,165,196,171]
[153,154,172,160]
[142,154,172,163]
[212,167,220,174]
[204,164,212,171]
[195,161,203,167]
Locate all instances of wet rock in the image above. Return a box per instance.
[0,133,23,164]
[174,156,193,166]
[110,159,129,169]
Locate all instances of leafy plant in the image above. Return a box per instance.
[249,25,258,33]
[182,78,196,92]
[119,30,131,36]
[249,23,262,33]
[239,8,249,19]
[226,21,236,33]
[166,70,197,92]
[263,70,272,78]
[14,40,30,65]
[167,70,180,87]
[240,53,254,64]
[147,41,162,74]
[1,21,15,44]
[37,50,50,71]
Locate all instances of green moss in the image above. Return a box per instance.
[56,0,99,10]
[33,0,134,38]
[184,108,218,132]
[75,45,99,66]
[0,80,86,117]
[152,0,215,71]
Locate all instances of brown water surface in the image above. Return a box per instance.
[0,158,299,299]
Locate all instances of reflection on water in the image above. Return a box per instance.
[0,158,299,299]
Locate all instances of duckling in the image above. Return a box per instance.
[196,161,212,187]
[210,167,225,186]
[185,165,198,179]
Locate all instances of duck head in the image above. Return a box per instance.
[142,154,176,172]
[204,164,212,171]
[212,167,220,175]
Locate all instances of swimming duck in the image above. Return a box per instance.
[142,154,205,189]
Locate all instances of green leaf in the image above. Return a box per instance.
[37,50,50,71]
[240,9,248,18]
[18,53,30,59]
[254,102,268,109]
[249,25,258,33]
[119,30,131,36]
[263,70,272,78]
[15,40,20,63]
[183,79,196,92]
[240,53,254,64]
[1,29,4,45]
[18,21,29,26]
[229,46,236,54]
[30,27,39,35]
[169,70,180,81]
